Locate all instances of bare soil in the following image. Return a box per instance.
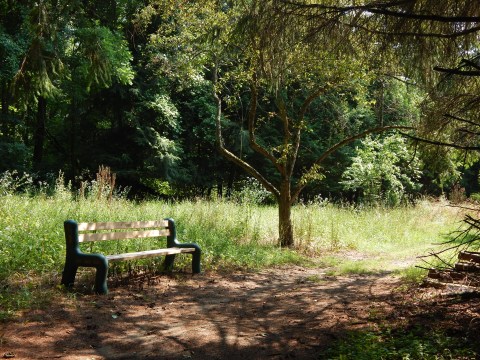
[1,267,480,359]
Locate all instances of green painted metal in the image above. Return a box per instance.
[61,220,109,294]
[163,218,202,274]
[61,218,201,295]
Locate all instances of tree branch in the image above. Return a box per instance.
[444,113,480,128]
[457,128,480,137]
[277,97,291,174]
[400,132,480,151]
[213,66,280,199]
[282,1,480,39]
[461,58,480,71]
[247,73,284,174]
[281,1,480,23]
[289,86,329,178]
[434,66,480,76]
[339,20,480,39]
[364,8,480,23]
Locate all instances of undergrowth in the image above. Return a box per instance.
[0,171,465,320]
[321,327,477,359]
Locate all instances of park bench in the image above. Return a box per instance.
[61,218,201,294]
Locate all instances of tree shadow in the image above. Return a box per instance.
[1,268,479,359]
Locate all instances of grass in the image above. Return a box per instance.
[0,183,467,321]
[298,198,464,275]
[320,327,477,360]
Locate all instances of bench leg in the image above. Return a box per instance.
[163,254,176,272]
[61,262,78,288]
[94,260,109,295]
[75,253,109,295]
[192,250,201,274]
[163,251,201,274]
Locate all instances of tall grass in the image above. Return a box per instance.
[0,192,462,280]
[293,198,463,273]
[0,173,466,319]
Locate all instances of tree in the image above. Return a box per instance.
[9,1,71,171]
[279,1,480,258]
[1,1,140,179]
[0,1,30,172]
[150,0,412,246]
[270,1,480,197]
[341,134,421,206]
[278,1,480,150]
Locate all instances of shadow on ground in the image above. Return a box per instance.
[1,267,479,359]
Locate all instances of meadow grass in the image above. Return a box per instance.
[0,187,466,320]
[293,198,464,274]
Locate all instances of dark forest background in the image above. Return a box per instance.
[2,1,479,204]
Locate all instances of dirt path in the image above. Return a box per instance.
[1,267,479,359]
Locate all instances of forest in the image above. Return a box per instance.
[3,0,480,249]
[1,0,479,202]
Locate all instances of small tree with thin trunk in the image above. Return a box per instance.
[213,75,409,246]
[208,1,412,247]
[151,0,412,247]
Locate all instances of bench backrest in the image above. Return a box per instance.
[77,220,171,243]
[64,218,179,253]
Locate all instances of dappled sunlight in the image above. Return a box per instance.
[2,269,404,359]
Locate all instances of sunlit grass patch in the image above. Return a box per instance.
[396,266,429,285]
[320,327,477,360]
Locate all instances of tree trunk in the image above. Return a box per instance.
[217,180,223,198]
[1,81,10,138]
[33,96,47,170]
[278,180,294,247]
[69,98,79,180]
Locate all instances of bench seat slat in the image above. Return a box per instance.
[78,220,169,231]
[79,229,170,243]
[106,247,196,262]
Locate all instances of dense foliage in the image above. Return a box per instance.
[1,0,480,243]
[1,0,472,203]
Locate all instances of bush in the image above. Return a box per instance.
[341,134,421,206]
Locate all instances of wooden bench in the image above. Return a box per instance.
[61,218,201,294]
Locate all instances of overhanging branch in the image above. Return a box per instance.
[400,132,480,151]
[434,66,480,76]
[281,1,480,23]
[444,113,480,127]
[340,20,480,39]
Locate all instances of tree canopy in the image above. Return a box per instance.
[1,1,480,245]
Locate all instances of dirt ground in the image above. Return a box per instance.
[1,267,480,360]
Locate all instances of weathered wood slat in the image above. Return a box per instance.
[106,247,196,262]
[79,229,170,243]
[454,262,480,273]
[458,251,480,264]
[428,269,469,282]
[77,220,169,231]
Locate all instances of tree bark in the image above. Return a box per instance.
[33,96,47,170]
[69,97,80,180]
[278,179,294,247]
